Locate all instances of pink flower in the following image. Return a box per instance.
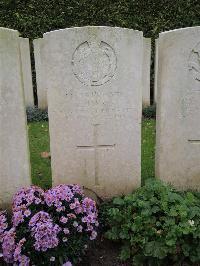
[77,225,83,232]
[67,213,76,219]
[70,203,76,210]
[90,230,97,240]
[82,197,96,214]
[19,255,30,265]
[75,207,83,214]
[24,209,31,217]
[60,216,68,224]
[63,228,70,235]
[0,211,8,242]
[12,211,24,227]
[95,221,99,227]
[2,228,16,263]
[56,207,63,212]
[35,198,41,205]
[63,261,72,266]
[13,238,29,264]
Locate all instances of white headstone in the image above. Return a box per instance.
[19,38,34,107]
[156,27,200,190]
[154,38,158,103]
[0,28,31,208]
[142,38,151,106]
[43,26,142,199]
[33,38,47,109]
[34,36,152,109]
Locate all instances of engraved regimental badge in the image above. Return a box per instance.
[72,41,117,86]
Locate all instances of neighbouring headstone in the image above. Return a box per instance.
[0,28,31,208]
[156,27,200,190]
[42,26,142,199]
[154,38,158,103]
[19,37,34,107]
[33,38,47,109]
[142,38,151,106]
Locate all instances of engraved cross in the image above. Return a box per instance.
[188,139,200,144]
[77,124,115,186]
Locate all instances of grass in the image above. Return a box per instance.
[142,119,156,184]
[28,119,156,189]
[28,122,52,189]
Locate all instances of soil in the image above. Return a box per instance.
[78,236,131,266]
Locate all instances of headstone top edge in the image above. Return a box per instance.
[19,37,29,44]
[143,37,151,44]
[33,38,43,44]
[19,37,29,40]
[43,26,143,38]
[159,26,200,38]
[0,27,19,35]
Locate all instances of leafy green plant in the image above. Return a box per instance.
[104,179,200,265]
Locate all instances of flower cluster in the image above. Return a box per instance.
[0,211,7,243]
[81,197,99,240]
[0,184,98,265]
[29,211,61,251]
[44,184,83,210]
[13,238,30,266]
[1,201,32,265]
[12,186,44,227]
[12,186,44,211]
[2,228,16,263]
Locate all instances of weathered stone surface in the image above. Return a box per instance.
[154,38,158,103]
[43,26,142,199]
[34,36,151,108]
[19,37,34,107]
[0,28,31,208]
[33,38,47,109]
[156,27,200,190]
[142,38,151,106]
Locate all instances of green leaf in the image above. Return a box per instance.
[120,245,131,260]
[165,238,176,246]
[113,197,124,206]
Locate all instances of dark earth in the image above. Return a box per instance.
[78,236,131,266]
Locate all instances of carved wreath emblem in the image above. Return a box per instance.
[72,41,117,86]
